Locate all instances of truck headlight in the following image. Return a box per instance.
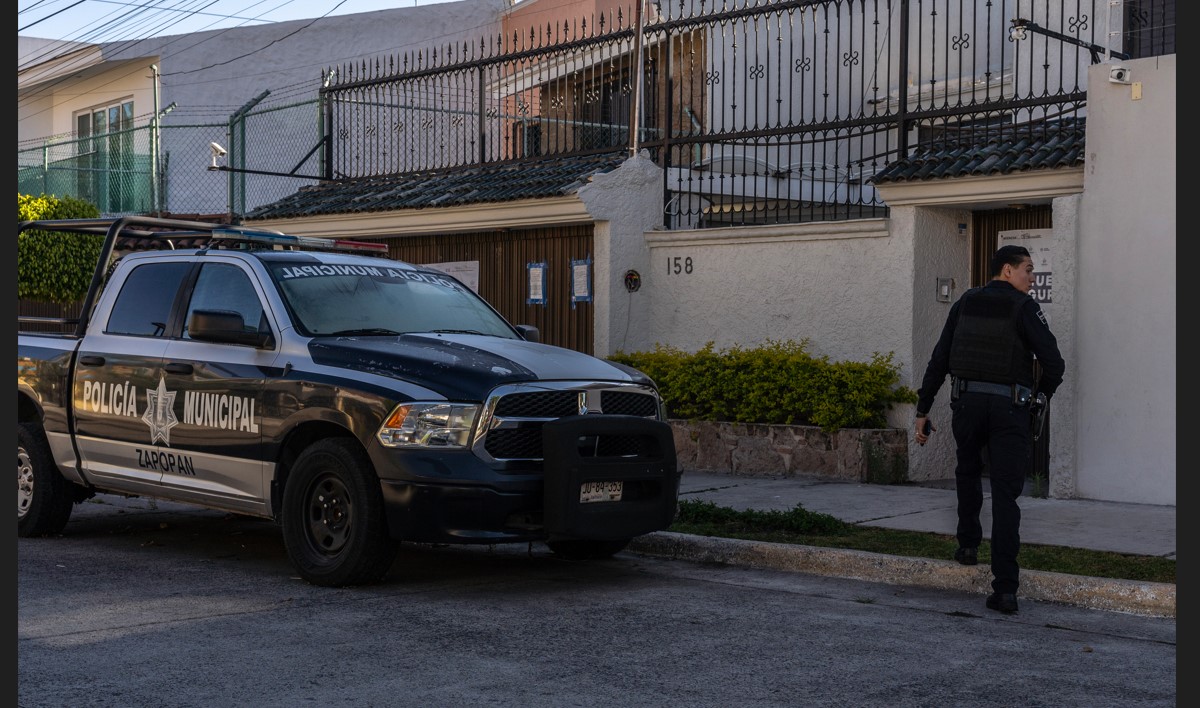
[377,403,479,448]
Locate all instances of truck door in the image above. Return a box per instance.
[156,259,277,516]
[73,259,192,495]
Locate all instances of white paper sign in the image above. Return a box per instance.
[528,265,544,301]
[572,263,590,299]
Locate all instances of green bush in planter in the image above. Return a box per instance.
[608,339,917,433]
[18,193,103,304]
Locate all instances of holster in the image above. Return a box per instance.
[1030,392,1048,440]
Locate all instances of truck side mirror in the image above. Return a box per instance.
[189,309,273,348]
[515,324,539,343]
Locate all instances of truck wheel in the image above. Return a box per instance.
[546,538,631,560]
[281,439,397,587]
[18,423,74,537]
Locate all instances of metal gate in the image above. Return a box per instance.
[971,206,1053,490]
[381,224,595,355]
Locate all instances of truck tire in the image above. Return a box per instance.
[17,423,74,537]
[281,438,397,587]
[546,538,631,560]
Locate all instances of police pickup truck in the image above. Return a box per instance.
[18,217,678,586]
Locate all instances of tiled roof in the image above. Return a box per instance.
[243,151,628,221]
[870,118,1085,184]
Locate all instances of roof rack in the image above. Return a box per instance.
[207,228,388,254]
[18,216,388,338]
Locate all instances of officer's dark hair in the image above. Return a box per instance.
[990,245,1031,277]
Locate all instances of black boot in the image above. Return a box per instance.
[986,593,1019,614]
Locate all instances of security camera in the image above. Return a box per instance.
[1109,65,1132,85]
[1008,17,1029,41]
[209,142,227,169]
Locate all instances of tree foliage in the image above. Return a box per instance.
[17,193,103,303]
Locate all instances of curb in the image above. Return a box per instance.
[627,531,1176,619]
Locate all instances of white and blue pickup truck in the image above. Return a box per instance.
[17,217,678,586]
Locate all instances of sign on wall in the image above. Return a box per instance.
[570,256,592,308]
[998,228,1053,304]
[527,261,547,305]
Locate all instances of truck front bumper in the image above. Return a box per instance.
[371,415,679,545]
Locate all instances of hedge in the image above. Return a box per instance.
[18,193,103,304]
[608,339,918,432]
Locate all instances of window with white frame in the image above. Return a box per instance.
[74,99,135,212]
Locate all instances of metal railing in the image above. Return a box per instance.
[18,1,1174,225]
[319,0,1173,228]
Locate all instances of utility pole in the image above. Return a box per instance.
[628,0,646,157]
[150,64,160,216]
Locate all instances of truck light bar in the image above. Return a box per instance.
[209,229,388,254]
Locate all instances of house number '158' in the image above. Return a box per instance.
[667,256,694,275]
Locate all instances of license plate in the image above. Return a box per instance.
[579,481,623,503]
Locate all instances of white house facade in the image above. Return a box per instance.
[17,2,1176,506]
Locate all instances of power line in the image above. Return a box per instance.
[18,0,88,33]
[20,2,508,123]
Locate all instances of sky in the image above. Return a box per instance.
[17,0,470,43]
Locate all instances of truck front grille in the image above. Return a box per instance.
[493,390,579,418]
[476,383,661,464]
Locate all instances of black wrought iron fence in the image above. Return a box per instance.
[18,1,1173,225]
[318,0,1171,229]
[320,16,655,178]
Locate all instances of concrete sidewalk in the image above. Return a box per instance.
[626,470,1176,618]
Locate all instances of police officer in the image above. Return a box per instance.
[913,245,1065,614]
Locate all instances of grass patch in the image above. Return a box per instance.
[669,500,1175,585]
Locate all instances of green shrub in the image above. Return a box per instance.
[609,339,917,432]
[18,193,103,303]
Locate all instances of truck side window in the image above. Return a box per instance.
[105,262,191,337]
[183,263,267,340]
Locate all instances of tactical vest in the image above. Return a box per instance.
[948,287,1033,386]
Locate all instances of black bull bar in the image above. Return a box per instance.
[541,415,679,541]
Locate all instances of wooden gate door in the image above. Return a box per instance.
[381,224,595,354]
[971,206,1053,490]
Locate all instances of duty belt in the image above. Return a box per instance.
[961,380,1014,397]
[956,379,1033,405]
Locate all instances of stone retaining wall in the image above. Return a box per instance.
[669,420,910,483]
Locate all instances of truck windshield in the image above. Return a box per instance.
[268,262,518,339]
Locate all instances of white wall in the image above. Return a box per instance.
[904,206,973,481]
[577,151,665,358]
[18,60,158,142]
[1046,198,1081,498]
[638,219,907,364]
[1075,55,1176,505]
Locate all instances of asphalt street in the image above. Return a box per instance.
[16,494,1177,707]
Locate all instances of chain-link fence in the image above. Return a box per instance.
[17,96,323,220]
[18,123,156,215]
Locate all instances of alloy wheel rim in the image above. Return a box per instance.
[18,445,34,518]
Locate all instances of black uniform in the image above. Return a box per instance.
[916,280,1065,595]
